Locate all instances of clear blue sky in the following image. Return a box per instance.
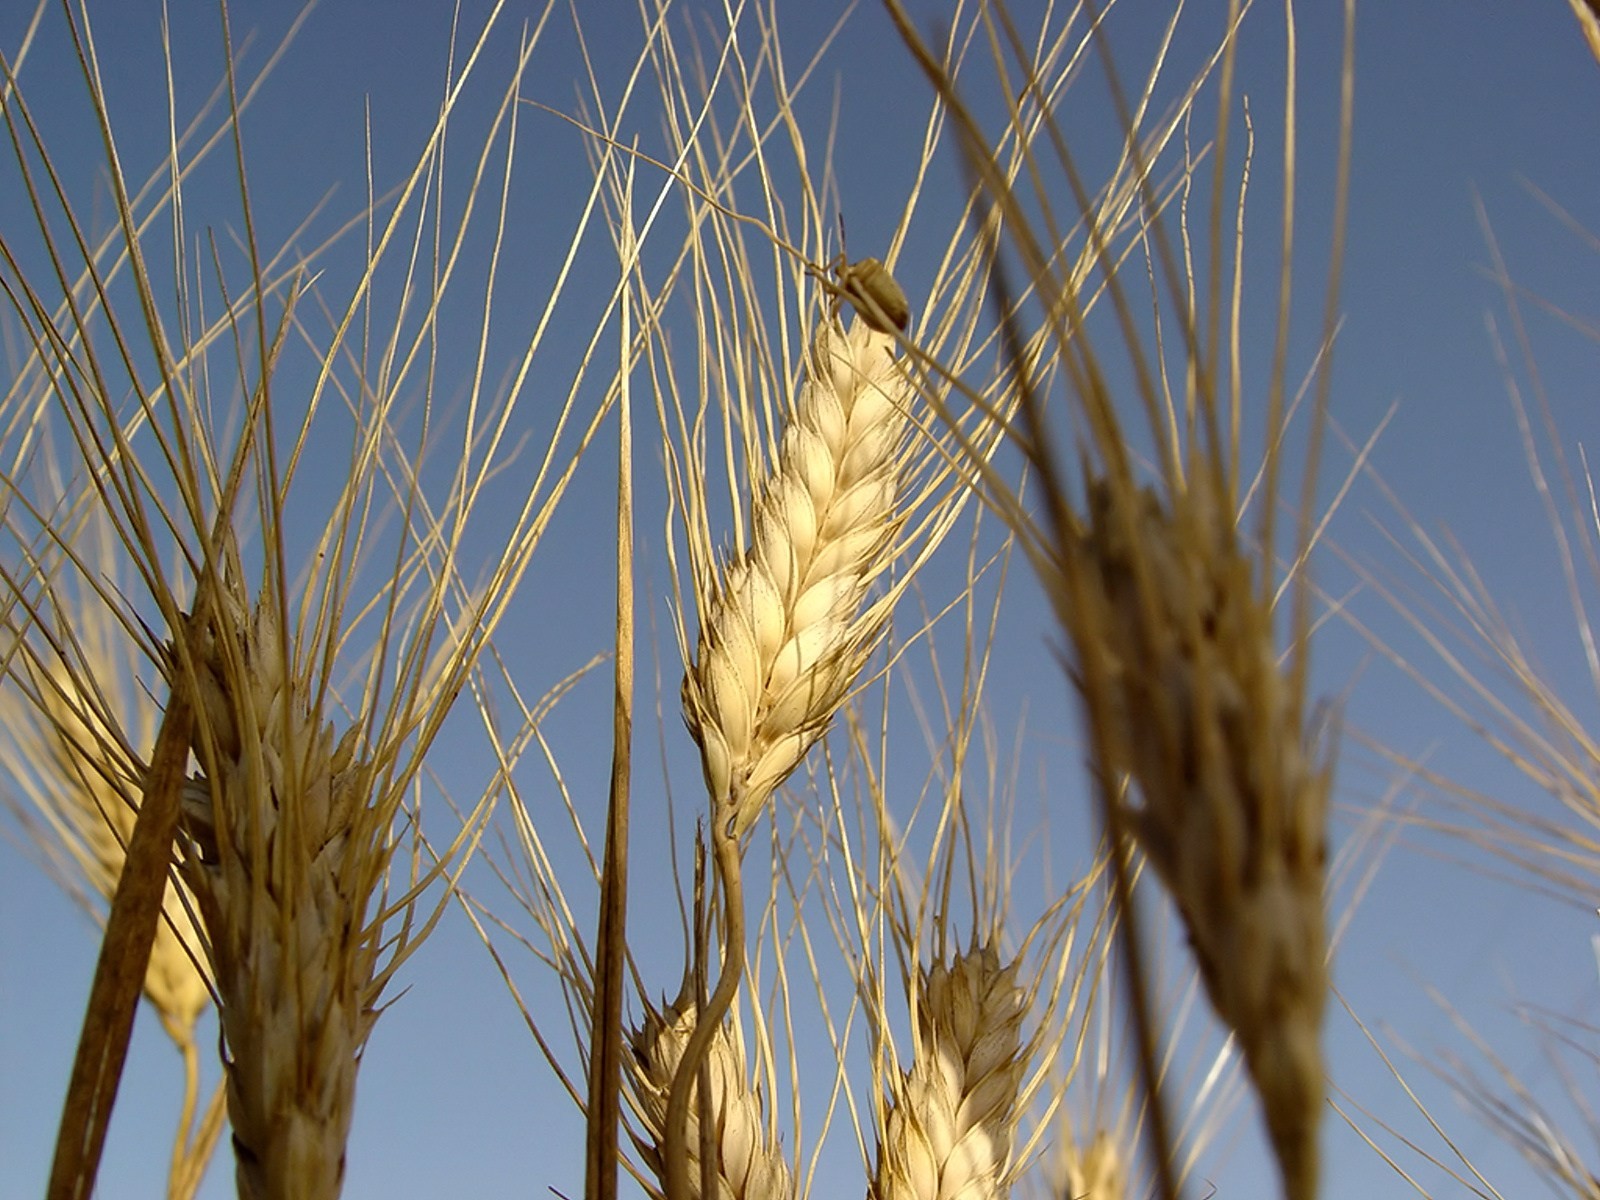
[3,2,1600,1197]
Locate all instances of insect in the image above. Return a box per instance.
[811,216,911,335]
[825,252,910,335]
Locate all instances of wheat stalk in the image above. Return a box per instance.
[630,997,794,1200]
[682,316,913,840]
[870,944,1027,1200]
[665,312,917,1199]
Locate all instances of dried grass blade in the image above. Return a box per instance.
[586,248,637,1200]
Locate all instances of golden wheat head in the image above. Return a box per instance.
[6,654,209,1047]
[684,316,912,836]
[870,943,1027,1200]
[629,998,794,1200]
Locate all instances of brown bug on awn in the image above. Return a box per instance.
[837,254,910,333]
[818,252,911,335]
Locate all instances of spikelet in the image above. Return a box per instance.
[1073,468,1329,1200]
[684,318,912,834]
[1054,1127,1127,1200]
[629,999,794,1200]
[176,583,375,1200]
[871,944,1027,1200]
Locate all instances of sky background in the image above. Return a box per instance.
[4,1,1600,1198]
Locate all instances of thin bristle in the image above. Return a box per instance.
[871,944,1027,1200]
[684,317,912,836]
[629,999,793,1200]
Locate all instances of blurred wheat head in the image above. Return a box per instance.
[0,1,628,1194]
[880,0,1357,1196]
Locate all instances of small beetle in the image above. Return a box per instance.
[826,253,911,335]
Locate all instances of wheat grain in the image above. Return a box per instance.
[683,316,912,837]
[176,581,376,1200]
[1074,468,1329,1200]
[630,998,794,1200]
[870,944,1027,1200]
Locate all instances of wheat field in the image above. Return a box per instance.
[1,2,1598,1199]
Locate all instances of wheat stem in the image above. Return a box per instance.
[663,827,748,1200]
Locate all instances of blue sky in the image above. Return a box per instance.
[4,2,1600,1198]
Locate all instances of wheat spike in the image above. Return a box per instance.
[1054,1127,1127,1200]
[37,663,210,1045]
[3,654,210,1047]
[871,944,1027,1200]
[630,998,794,1200]
[682,317,912,837]
[177,582,376,1200]
[1075,468,1329,1200]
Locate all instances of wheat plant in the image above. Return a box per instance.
[879,0,1359,1195]
[0,1,633,1194]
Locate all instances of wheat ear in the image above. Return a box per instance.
[630,998,794,1200]
[1055,1127,1127,1200]
[177,583,376,1200]
[683,317,912,837]
[1075,468,1329,1200]
[870,944,1027,1200]
[8,656,210,1047]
